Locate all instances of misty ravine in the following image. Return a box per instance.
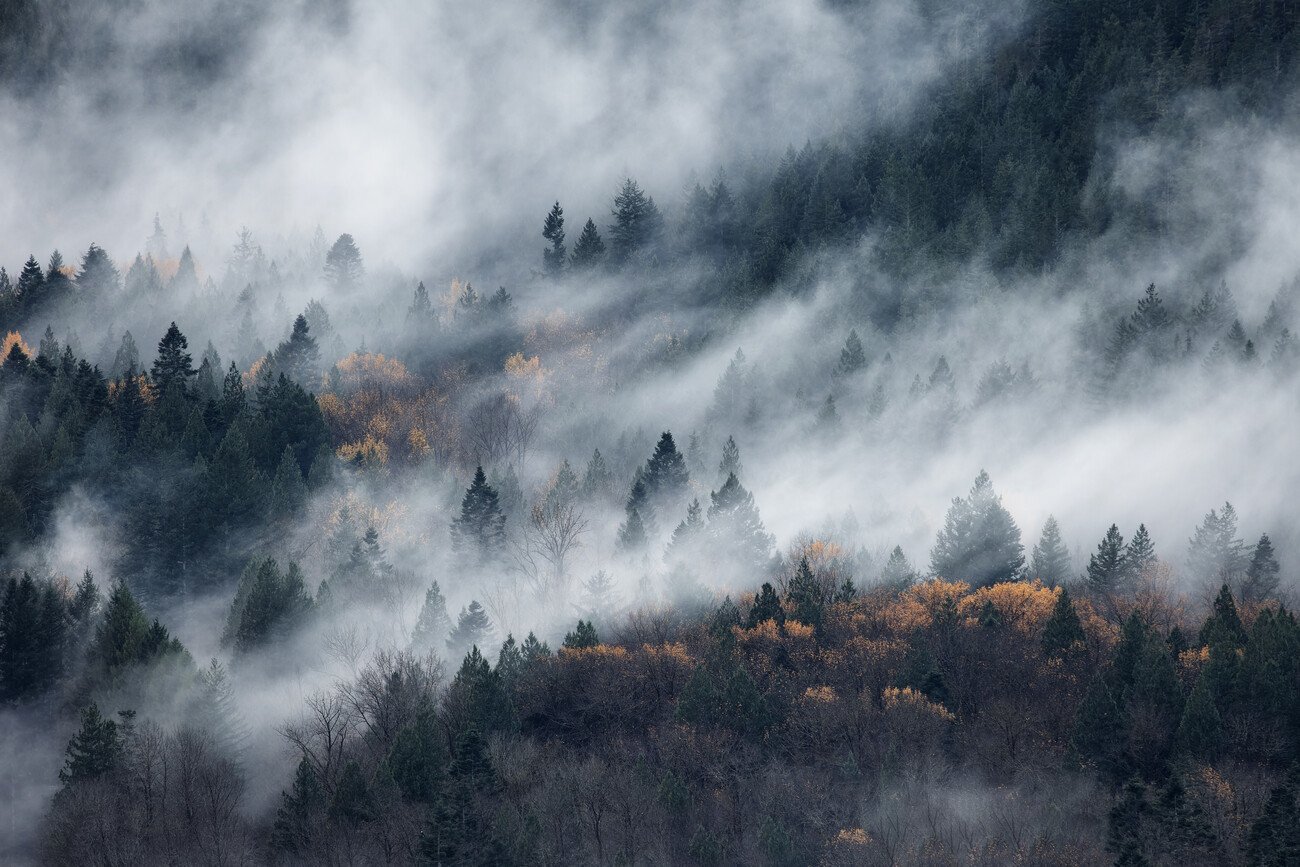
[3,0,1300,864]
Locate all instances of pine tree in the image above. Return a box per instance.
[273,755,324,854]
[268,445,308,519]
[717,435,742,484]
[1072,675,1128,780]
[15,255,44,315]
[447,602,494,656]
[324,234,364,292]
[329,760,376,824]
[708,473,775,577]
[786,556,823,630]
[151,321,195,395]
[383,698,445,803]
[1199,584,1247,649]
[541,201,566,276]
[642,431,690,506]
[450,467,507,564]
[0,573,66,700]
[837,329,866,375]
[748,582,785,627]
[1087,524,1128,593]
[570,218,606,269]
[581,449,613,500]
[271,314,320,386]
[880,545,917,589]
[76,243,121,300]
[1187,503,1247,587]
[1175,674,1223,760]
[1245,778,1300,866]
[1125,524,1156,583]
[578,570,618,622]
[608,178,663,265]
[192,658,248,760]
[929,471,1024,587]
[206,425,265,529]
[562,619,599,649]
[1242,534,1281,603]
[1042,588,1086,658]
[1031,516,1072,585]
[411,581,453,653]
[617,507,648,552]
[59,703,123,785]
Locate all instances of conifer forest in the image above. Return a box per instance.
[5,0,1300,864]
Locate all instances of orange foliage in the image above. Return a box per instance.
[904,578,970,617]
[0,331,32,364]
[319,355,459,466]
[958,580,1058,635]
[333,352,413,392]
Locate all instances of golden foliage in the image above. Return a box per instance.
[242,356,268,389]
[0,331,32,364]
[803,685,838,703]
[958,580,1057,634]
[337,435,389,466]
[882,686,955,722]
[905,578,970,617]
[333,352,413,392]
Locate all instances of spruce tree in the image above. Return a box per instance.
[450,467,507,564]
[562,619,599,649]
[273,755,324,854]
[1031,516,1071,585]
[642,431,690,507]
[880,545,917,589]
[411,581,453,653]
[541,201,566,276]
[324,234,364,292]
[747,582,785,627]
[151,321,195,395]
[717,435,742,484]
[1072,675,1128,780]
[59,703,123,785]
[580,449,613,500]
[383,698,445,803]
[1124,524,1156,583]
[268,445,308,519]
[570,218,606,269]
[608,178,663,265]
[1041,588,1086,658]
[1175,674,1223,760]
[1242,534,1281,603]
[786,556,823,630]
[1087,524,1128,593]
[329,760,376,824]
[271,314,320,386]
[837,329,866,375]
[447,602,494,656]
[707,473,775,576]
[929,471,1024,587]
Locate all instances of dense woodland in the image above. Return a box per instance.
[3,0,1300,865]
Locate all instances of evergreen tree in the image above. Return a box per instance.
[707,473,775,577]
[747,582,785,628]
[581,448,613,500]
[1242,533,1281,603]
[411,581,453,653]
[541,201,566,276]
[1031,516,1072,585]
[273,755,324,854]
[642,431,690,510]
[206,425,265,530]
[383,698,445,803]
[608,178,664,265]
[1042,588,1086,658]
[1199,584,1247,649]
[14,255,44,315]
[268,445,308,519]
[929,471,1024,587]
[880,545,917,589]
[562,619,599,649]
[786,556,823,630]
[0,573,66,700]
[329,760,376,824]
[837,329,866,375]
[76,243,121,301]
[617,507,648,552]
[717,434,742,485]
[192,658,248,760]
[1087,524,1128,593]
[324,233,364,292]
[44,251,73,307]
[271,314,320,386]
[1125,524,1156,583]
[447,602,494,656]
[1245,778,1300,867]
[570,218,606,269]
[1072,675,1128,780]
[450,467,507,564]
[59,703,124,785]
[1187,503,1247,587]
[1175,674,1223,760]
[151,321,195,395]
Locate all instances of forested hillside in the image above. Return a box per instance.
[2,0,1300,864]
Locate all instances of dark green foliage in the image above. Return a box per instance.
[411,580,453,653]
[785,556,823,630]
[1242,534,1281,604]
[542,201,566,276]
[94,580,188,681]
[447,602,494,656]
[929,471,1024,587]
[451,467,507,563]
[268,444,308,519]
[747,582,784,628]
[223,559,313,653]
[569,218,606,269]
[151,321,195,395]
[1176,674,1223,760]
[880,545,916,589]
[328,760,376,824]
[383,699,445,803]
[642,431,690,506]
[1107,778,1150,866]
[1087,524,1128,593]
[562,619,599,649]
[1246,777,1300,867]
[1199,584,1247,650]
[58,703,123,785]
[1125,524,1157,582]
[1072,675,1128,780]
[0,573,65,700]
[270,314,320,386]
[608,178,663,265]
[1031,516,1071,585]
[273,755,325,854]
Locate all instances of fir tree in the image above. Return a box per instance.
[608,178,663,265]
[581,449,613,500]
[562,619,599,649]
[447,602,494,656]
[1187,503,1247,587]
[880,545,917,589]
[1041,588,1086,658]
[1175,674,1223,760]
[329,760,376,824]
[268,445,308,519]
[411,581,453,653]
[1087,524,1128,593]
[273,755,324,854]
[541,201,566,276]
[59,703,124,785]
[1125,524,1156,583]
[383,698,445,803]
[837,328,866,375]
[1242,533,1281,603]
[707,473,775,576]
[271,314,320,386]
[717,435,742,485]
[570,218,606,269]
[1072,675,1128,780]
[642,431,690,507]
[786,556,824,630]
[1199,584,1247,649]
[748,582,784,627]
[324,233,364,292]
[929,471,1024,587]
[151,321,195,395]
[450,467,507,564]
[1031,516,1072,585]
